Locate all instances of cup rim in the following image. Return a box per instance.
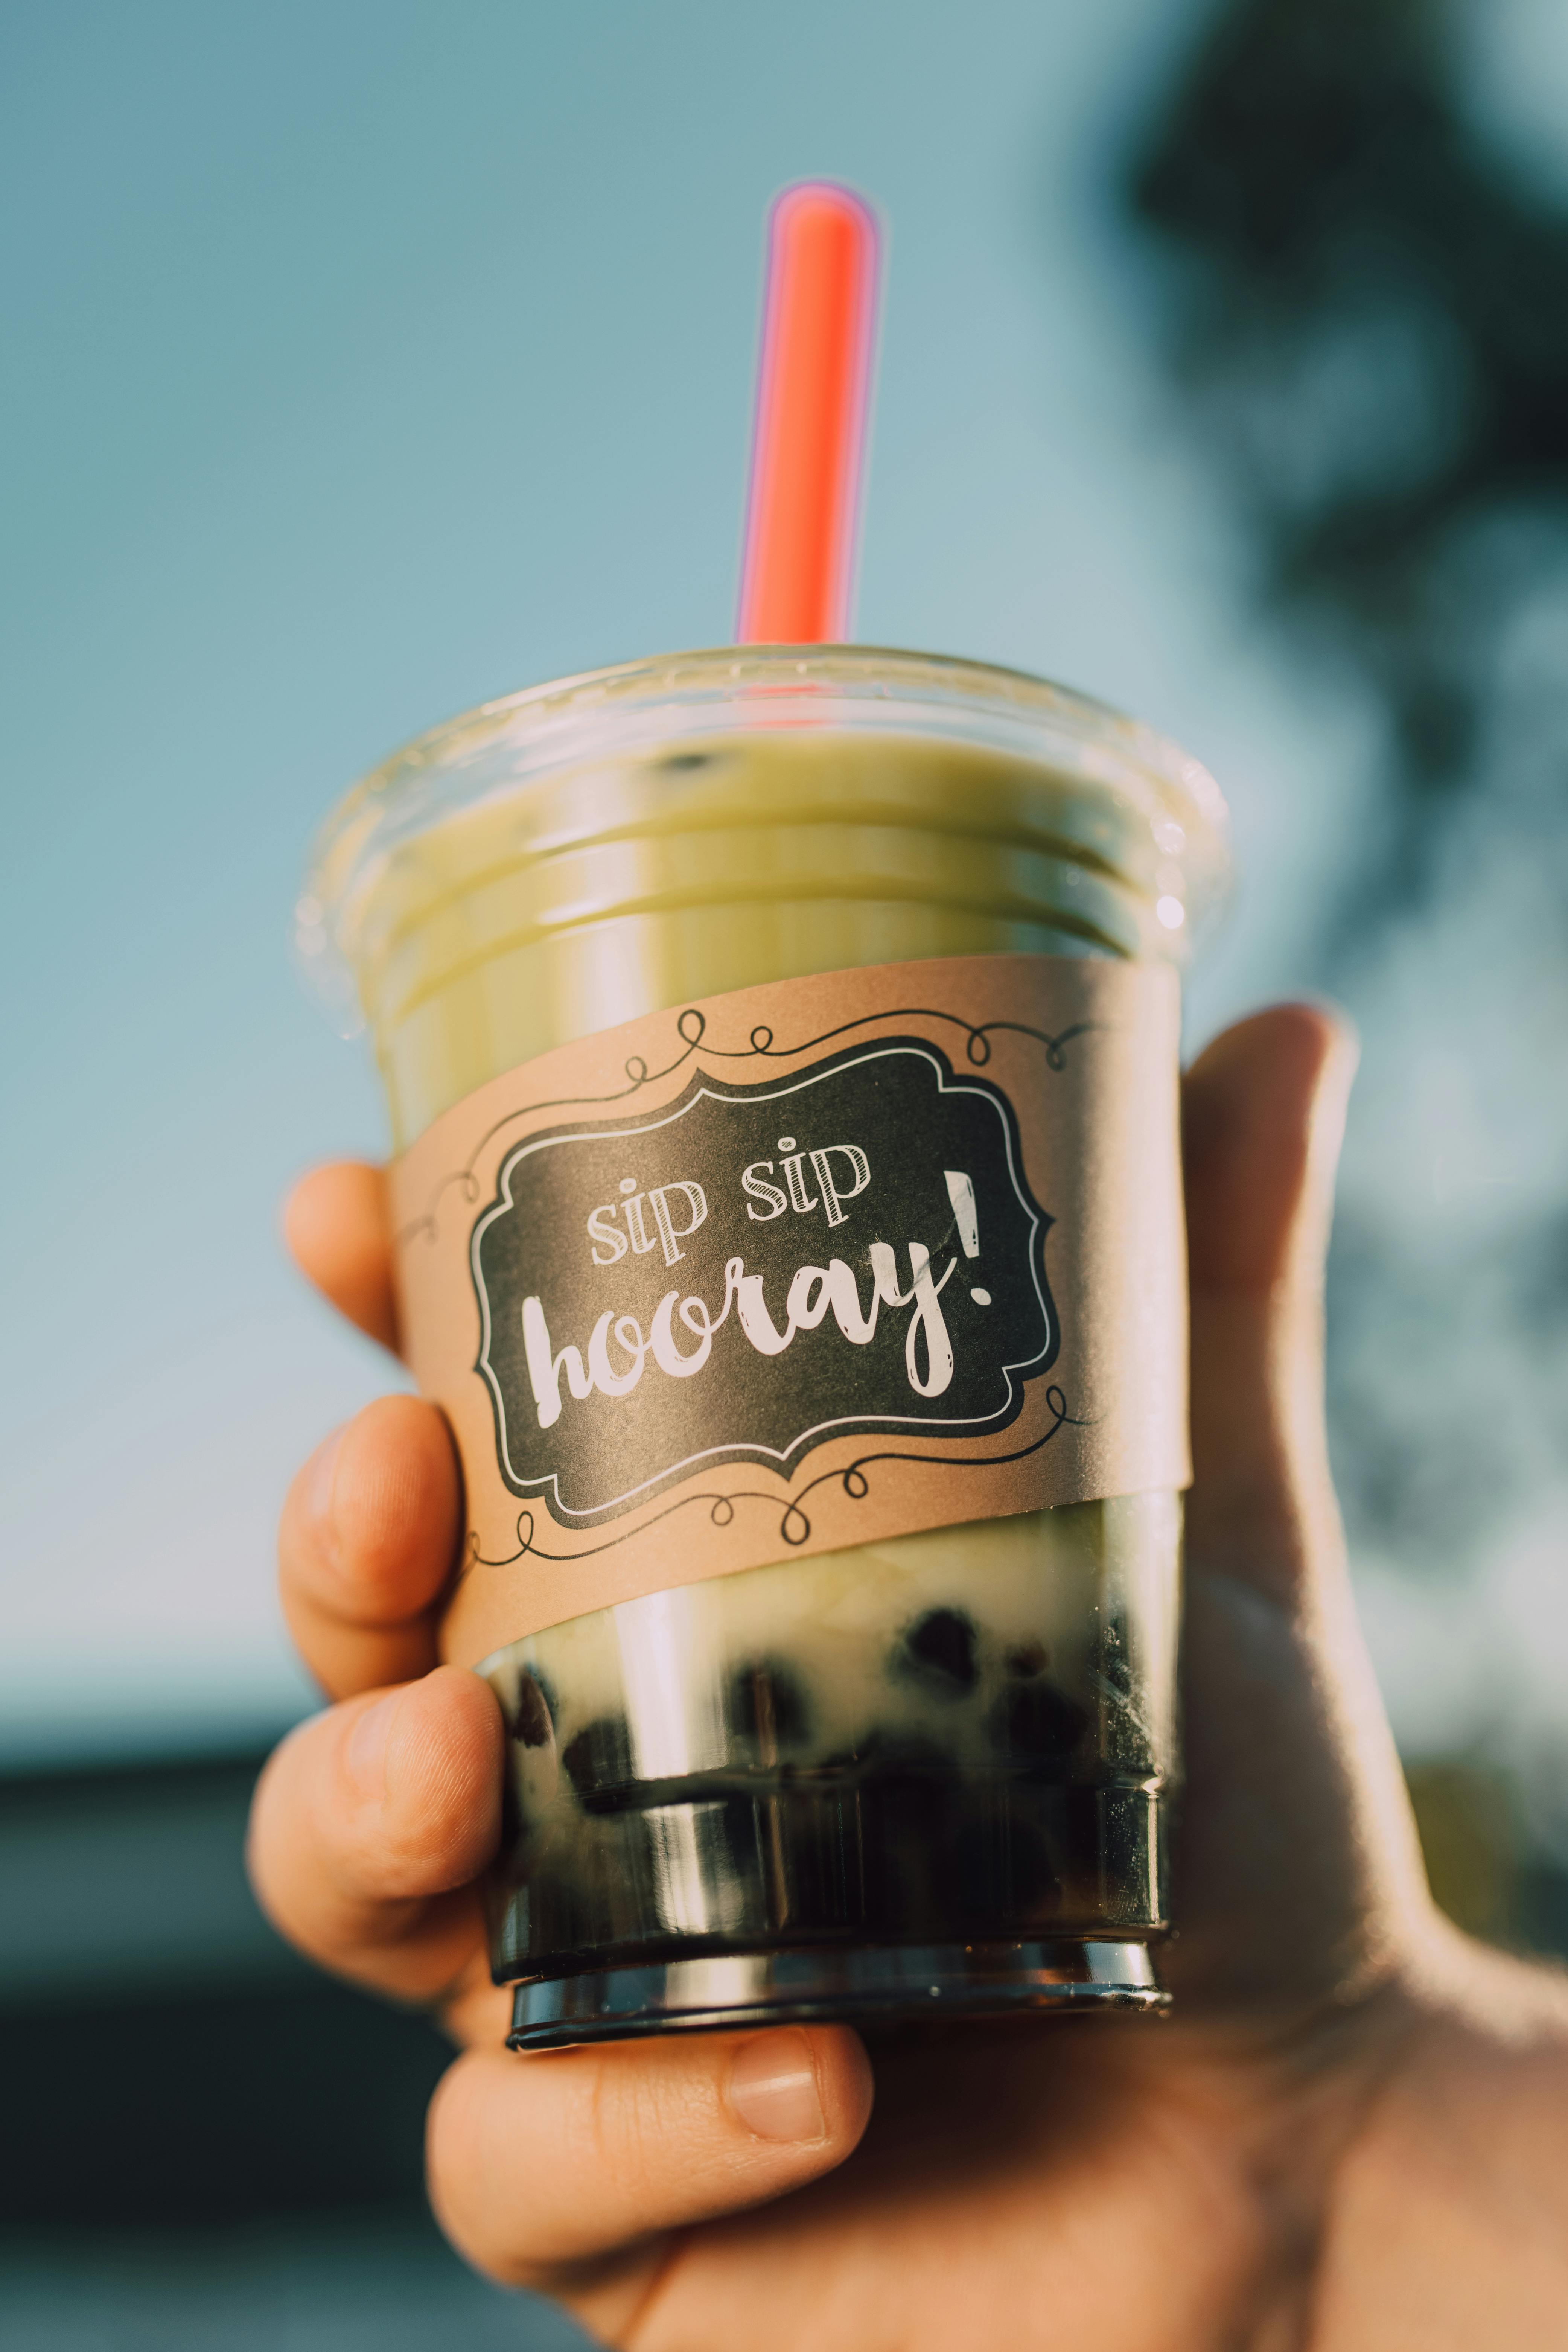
[296,643,1233,1033]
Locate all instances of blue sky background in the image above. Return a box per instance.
[4,0,1565,1761]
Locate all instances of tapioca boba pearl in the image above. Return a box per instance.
[560,1715,635,1809]
[815,1726,958,1782]
[865,1729,958,1775]
[896,1608,979,1696]
[496,1771,525,1883]
[987,1678,1089,1763]
[951,1816,1064,1922]
[508,1673,554,1749]
[654,749,726,773]
[725,1660,812,1754]
[1004,1640,1050,1679]
[714,1793,776,1894]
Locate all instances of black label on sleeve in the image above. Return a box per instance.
[470,1040,1056,1525]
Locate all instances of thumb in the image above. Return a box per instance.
[1174,1006,1434,2010]
[1183,1003,1357,1608]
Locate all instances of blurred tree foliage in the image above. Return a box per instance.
[1404,1757,1518,1942]
[1125,0,1568,906]
[1122,0,1568,1949]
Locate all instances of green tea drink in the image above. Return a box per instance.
[302,646,1228,2045]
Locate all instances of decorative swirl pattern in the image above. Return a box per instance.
[400,999,1095,1246]
[460,1387,1081,1575]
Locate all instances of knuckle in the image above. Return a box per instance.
[580,2043,721,2199]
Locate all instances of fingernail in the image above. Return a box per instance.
[726,2032,825,2144]
[345,1689,402,1801]
[307,1427,346,1563]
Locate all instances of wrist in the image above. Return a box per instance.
[1314,1926,1568,2340]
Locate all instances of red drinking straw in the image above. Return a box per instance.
[736,181,883,645]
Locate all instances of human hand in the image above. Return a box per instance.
[249,1009,1568,2348]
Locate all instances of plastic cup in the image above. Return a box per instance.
[301,644,1229,2046]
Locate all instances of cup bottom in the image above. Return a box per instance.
[507,1936,1168,2047]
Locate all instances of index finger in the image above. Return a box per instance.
[283,1160,400,1352]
